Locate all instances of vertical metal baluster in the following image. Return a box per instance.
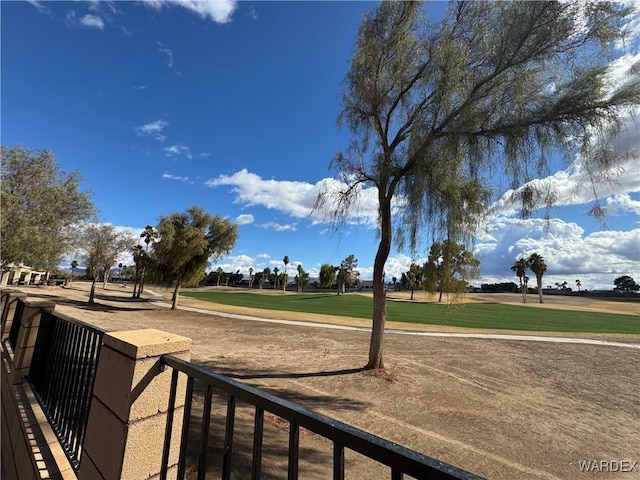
[46,318,66,411]
[160,368,179,480]
[177,376,194,480]
[63,327,88,447]
[391,468,404,480]
[59,323,82,440]
[288,423,299,480]
[74,330,101,461]
[221,395,236,480]
[197,384,213,480]
[53,320,74,426]
[70,327,93,457]
[251,407,264,480]
[333,442,344,480]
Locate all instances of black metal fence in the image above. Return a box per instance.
[27,311,105,470]
[160,354,484,480]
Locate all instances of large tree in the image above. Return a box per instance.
[337,254,360,294]
[400,262,424,301]
[1,145,95,269]
[613,275,639,295]
[295,264,310,293]
[80,224,134,303]
[528,253,548,304]
[151,207,238,309]
[424,240,480,302]
[316,1,639,369]
[319,263,337,289]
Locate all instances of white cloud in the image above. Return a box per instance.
[64,10,106,30]
[80,14,105,29]
[205,169,380,227]
[617,1,640,54]
[164,144,192,159]
[132,85,147,91]
[27,1,53,16]
[162,173,190,183]
[474,216,640,290]
[144,0,237,24]
[605,193,640,216]
[235,214,254,225]
[493,139,640,217]
[209,253,282,275]
[258,222,297,232]
[135,119,168,141]
[248,6,257,20]
[157,42,175,68]
[256,253,270,259]
[156,42,182,76]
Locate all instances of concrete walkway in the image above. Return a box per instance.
[150,296,640,350]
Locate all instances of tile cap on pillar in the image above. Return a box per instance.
[23,299,56,309]
[104,329,192,359]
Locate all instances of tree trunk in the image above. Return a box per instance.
[171,282,181,310]
[137,267,146,298]
[366,196,392,370]
[410,289,414,301]
[89,277,97,303]
[537,276,544,303]
[438,289,443,303]
[102,264,113,289]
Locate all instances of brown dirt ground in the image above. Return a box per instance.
[15,283,640,479]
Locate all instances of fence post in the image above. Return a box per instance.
[79,329,191,480]
[9,299,56,385]
[0,289,27,338]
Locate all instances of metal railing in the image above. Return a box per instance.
[27,311,105,470]
[160,354,484,480]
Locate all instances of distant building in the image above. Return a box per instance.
[359,280,374,290]
[1,263,47,286]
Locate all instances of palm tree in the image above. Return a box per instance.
[511,258,529,303]
[528,253,548,304]
[138,225,157,297]
[131,244,145,298]
[295,264,309,293]
[141,225,158,252]
[70,260,78,284]
[575,279,582,292]
[282,256,290,293]
[249,267,254,288]
[273,267,279,290]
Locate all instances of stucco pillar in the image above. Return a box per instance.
[9,299,56,384]
[79,329,191,480]
[0,290,27,339]
[0,268,10,286]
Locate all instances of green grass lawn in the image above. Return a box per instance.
[180,291,640,334]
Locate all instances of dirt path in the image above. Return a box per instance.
[13,283,640,479]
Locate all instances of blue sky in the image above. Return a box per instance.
[2,1,639,291]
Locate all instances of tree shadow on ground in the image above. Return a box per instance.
[215,366,367,381]
[194,361,369,412]
[173,372,375,480]
[25,291,155,314]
